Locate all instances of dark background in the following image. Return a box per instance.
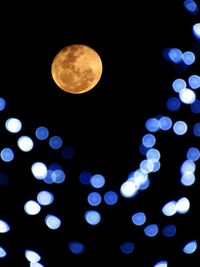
[0,0,199,266]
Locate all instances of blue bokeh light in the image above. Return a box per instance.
[0,148,14,162]
[158,116,172,131]
[79,171,92,185]
[131,212,146,226]
[87,192,102,206]
[104,191,118,205]
[49,136,63,149]
[144,224,159,237]
[181,172,196,186]
[84,210,101,225]
[153,261,168,267]
[182,51,195,65]
[120,242,135,254]
[166,97,181,111]
[162,224,176,237]
[191,100,200,113]
[45,214,61,230]
[184,0,198,14]
[187,147,200,161]
[162,201,177,216]
[0,97,6,111]
[188,74,200,89]
[142,134,156,148]
[0,246,6,258]
[183,240,197,254]
[69,241,85,254]
[172,78,186,92]
[168,48,182,63]
[37,191,54,206]
[180,160,196,174]
[35,126,49,140]
[146,149,160,162]
[90,174,105,188]
[173,121,188,135]
[145,118,159,132]
[193,123,200,136]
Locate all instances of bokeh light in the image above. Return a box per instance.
[131,212,146,226]
[35,126,49,140]
[17,136,34,152]
[166,97,181,111]
[5,118,22,133]
[0,219,10,233]
[0,97,6,111]
[172,78,186,92]
[0,247,7,258]
[90,174,105,188]
[87,192,102,206]
[153,261,168,267]
[162,224,176,237]
[182,51,195,65]
[176,197,190,214]
[45,215,61,230]
[0,148,14,162]
[187,147,200,161]
[173,121,188,135]
[49,136,63,149]
[183,240,197,254]
[24,201,41,215]
[103,191,118,205]
[162,201,177,216]
[179,88,196,104]
[144,224,159,237]
[188,74,200,89]
[68,241,85,254]
[168,48,182,63]
[120,242,135,254]
[193,23,200,39]
[25,250,41,263]
[31,162,48,180]
[193,123,200,136]
[84,210,101,225]
[37,191,54,206]
[142,134,156,148]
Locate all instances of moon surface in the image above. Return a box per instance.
[51,44,103,94]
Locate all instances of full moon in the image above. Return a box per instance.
[51,44,103,94]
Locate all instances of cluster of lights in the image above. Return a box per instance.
[0,1,199,266]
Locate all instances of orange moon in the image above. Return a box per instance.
[51,44,103,94]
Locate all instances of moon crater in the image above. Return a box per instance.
[51,44,103,94]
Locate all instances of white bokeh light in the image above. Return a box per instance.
[24,200,41,215]
[25,250,41,263]
[31,162,48,180]
[17,136,34,152]
[5,118,22,133]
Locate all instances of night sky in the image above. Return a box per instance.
[0,0,199,266]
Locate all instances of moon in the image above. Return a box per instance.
[51,44,103,94]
